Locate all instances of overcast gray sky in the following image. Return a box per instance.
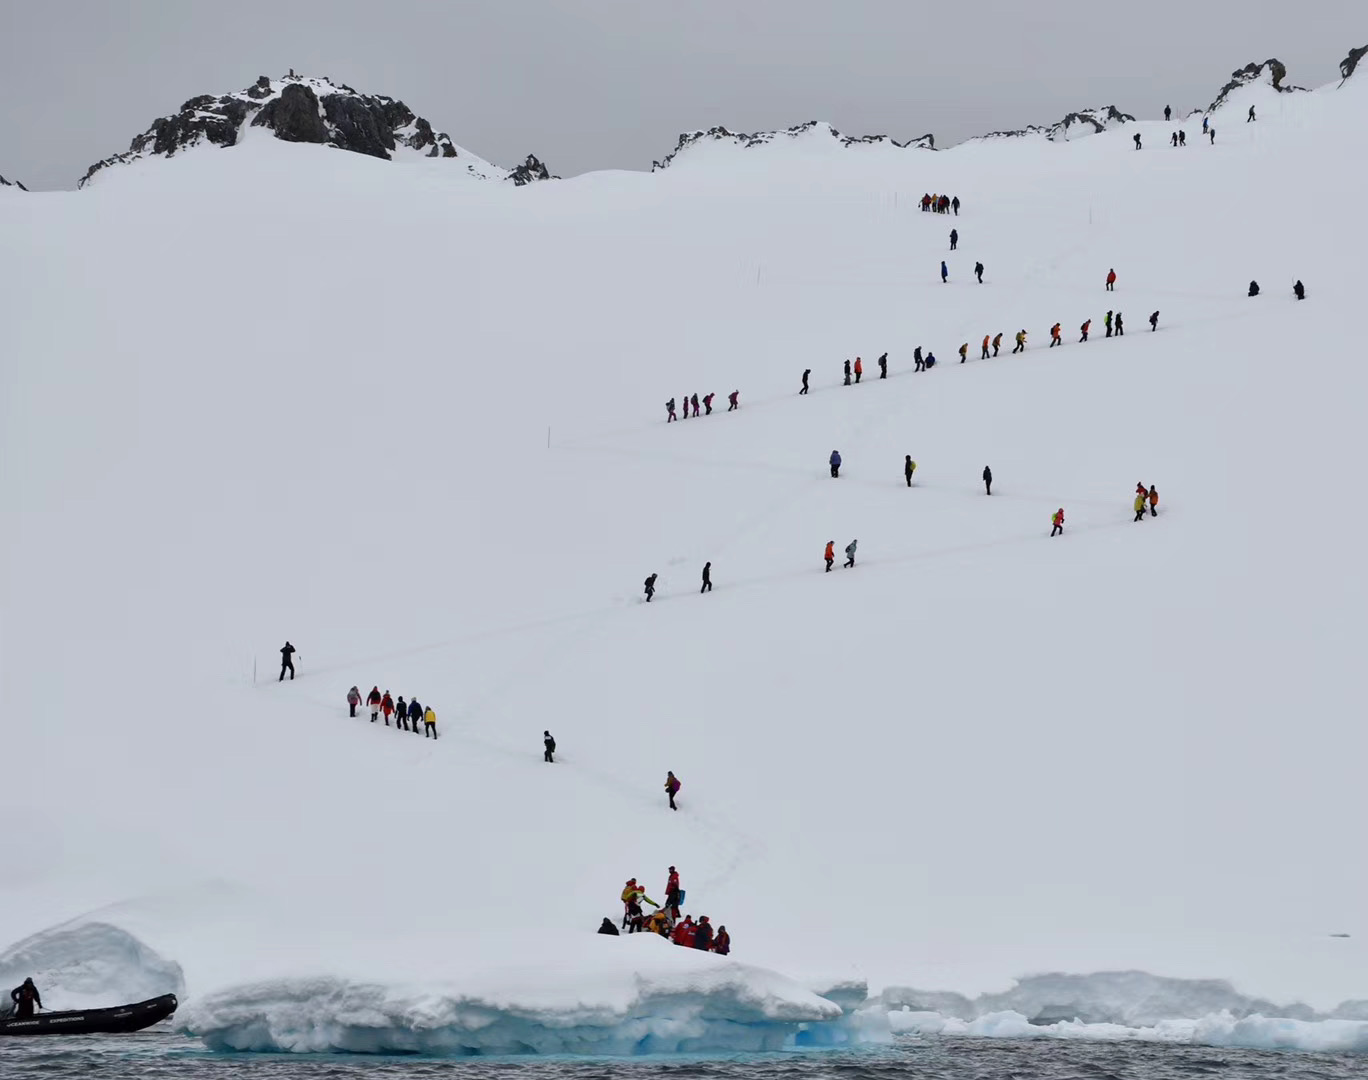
[1,1,1363,189]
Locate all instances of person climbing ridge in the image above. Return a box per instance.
[949,228,958,251]
[1149,310,1159,331]
[1106,268,1117,292]
[1049,322,1062,347]
[981,334,991,359]
[854,356,863,383]
[941,260,949,283]
[1080,318,1091,342]
[381,690,394,725]
[975,261,984,284]
[644,573,657,602]
[424,705,437,738]
[1051,508,1065,537]
[843,359,851,386]
[992,332,1002,357]
[878,352,888,379]
[1134,132,1142,150]
[279,641,296,681]
[843,539,858,568]
[800,368,810,394]
[690,393,700,418]
[665,775,681,812]
[544,730,556,762]
[681,392,689,419]
[1012,329,1027,354]
[1203,115,1209,133]
[959,342,969,363]
[824,540,835,573]
[408,697,423,735]
[395,695,408,731]
[727,390,739,411]
[1179,129,1186,146]
[666,398,677,422]
[1293,280,1305,300]
[1115,311,1124,336]
[905,455,916,487]
[829,449,842,478]
[1104,310,1113,337]
[1149,485,1159,517]
[347,686,361,717]
[700,561,712,594]
[1134,489,1148,522]
[703,392,715,415]
[983,465,993,495]
[367,686,381,722]
[1248,105,1256,122]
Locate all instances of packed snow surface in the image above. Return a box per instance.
[2,68,1367,1055]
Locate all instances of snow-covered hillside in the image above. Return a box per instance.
[3,56,1368,1055]
[77,73,555,188]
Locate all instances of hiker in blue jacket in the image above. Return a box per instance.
[408,697,423,734]
[829,450,842,478]
[941,260,949,283]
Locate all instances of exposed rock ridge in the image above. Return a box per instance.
[652,121,935,171]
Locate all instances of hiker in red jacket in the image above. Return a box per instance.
[381,691,394,725]
[694,916,715,950]
[713,926,731,955]
[673,916,697,947]
[665,866,682,916]
[1106,268,1117,291]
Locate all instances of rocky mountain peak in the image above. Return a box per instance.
[0,172,27,191]
[970,105,1135,143]
[1340,44,1368,82]
[77,73,555,189]
[651,121,934,171]
[1206,59,1306,114]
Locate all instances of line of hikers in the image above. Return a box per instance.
[667,391,738,421]
[347,685,439,737]
[921,192,960,214]
[605,869,732,955]
[1248,279,1306,299]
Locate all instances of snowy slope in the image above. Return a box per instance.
[2,64,1367,1054]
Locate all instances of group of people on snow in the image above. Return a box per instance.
[921,192,960,214]
[1133,483,1160,522]
[643,564,712,602]
[347,685,439,737]
[604,870,732,955]
[666,391,738,422]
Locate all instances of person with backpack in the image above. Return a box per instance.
[367,686,382,722]
[423,705,437,738]
[1114,311,1125,336]
[1049,322,1062,347]
[1080,318,1091,342]
[941,260,949,283]
[346,686,361,717]
[1133,132,1142,150]
[975,261,984,283]
[843,539,858,568]
[854,356,863,383]
[824,540,835,573]
[800,368,810,394]
[843,358,852,386]
[694,916,715,950]
[665,773,681,811]
[644,573,657,603]
[878,352,888,379]
[665,866,682,913]
[381,690,394,725]
[1248,281,1260,297]
[1293,280,1305,300]
[279,641,296,681]
[983,466,993,495]
[1104,310,1113,337]
[952,195,961,215]
[1012,329,1027,354]
[703,392,715,415]
[949,228,958,251]
[1050,508,1065,537]
[727,390,739,411]
[1179,130,1186,146]
[1149,310,1159,331]
[905,456,916,487]
[1106,268,1117,292]
[544,730,556,762]
[408,697,423,734]
[981,334,991,359]
[829,450,842,478]
[1134,490,1148,522]
[689,393,699,418]
[991,332,1002,356]
[959,342,968,363]
[395,695,409,731]
[666,398,677,422]
[1148,485,1159,517]
[700,561,712,594]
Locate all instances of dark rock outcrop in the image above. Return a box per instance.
[1207,59,1306,114]
[972,105,1135,143]
[652,120,934,171]
[0,173,27,191]
[78,73,555,188]
[1340,44,1368,82]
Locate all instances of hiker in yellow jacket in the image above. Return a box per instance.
[1133,491,1148,522]
[423,706,437,738]
[1013,329,1027,354]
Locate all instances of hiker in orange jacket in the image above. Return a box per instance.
[1050,508,1065,537]
[1080,319,1091,342]
[981,334,990,359]
[1106,268,1117,291]
[824,541,835,573]
[1049,323,1062,347]
[1148,485,1159,516]
[853,356,863,383]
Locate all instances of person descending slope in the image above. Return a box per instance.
[824,540,836,573]
[829,450,842,478]
[981,334,991,359]
[1293,280,1305,300]
[905,455,916,487]
[1133,132,1142,150]
[878,352,888,379]
[700,561,712,594]
[544,730,556,762]
[800,368,811,394]
[843,358,852,386]
[279,641,296,681]
[941,260,949,283]
[1106,268,1117,292]
[1049,322,1062,347]
[1050,508,1065,537]
[727,390,739,411]
[959,342,969,363]
[1080,318,1091,342]
[1149,485,1159,516]
[949,228,958,251]
[991,332,1002,356]
[854,356,863,383]
[843,539,858,568]
[1134,490,1148,522]
[925,351,936,369]
[644,573,657,603]
[1012,329,1027,354]
[666,398,677,422]
[367,686,381,722]
[983,465,993,495]
[1149,310,1160,331]
[665,773,681,812]
[347,686,361,717]
[424,705,437,738]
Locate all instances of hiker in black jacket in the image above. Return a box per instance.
[982,466,993,495]
[279,641,296,681]
[544,730,556,763]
